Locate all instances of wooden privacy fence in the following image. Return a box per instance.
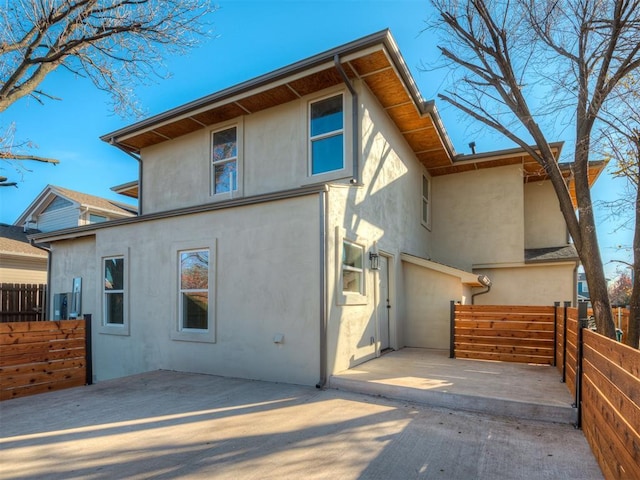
[452,304,555,365]
[0,283,47,322]
[0,319,88,401]
[580,329,640,480]
[555,305,580,396]
[588,307,630,341]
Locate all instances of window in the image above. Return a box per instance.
[212,126,238,195]
[89,214,107,224]
[310,94,344,175]
[342,240,364,295]
[103,256,124,325]
[422,174,431,230]
[179,249,209,330]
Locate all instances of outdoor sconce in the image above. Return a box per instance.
[369,251,380,270]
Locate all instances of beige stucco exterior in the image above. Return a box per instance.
[39,35,583,387]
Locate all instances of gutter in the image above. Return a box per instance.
[316,190,328,388]
[109,138,143,215]
[334,55,360,185]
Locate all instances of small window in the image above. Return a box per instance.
[422,174,432,230]
[104,257,124,325]
[342,240,364,294]
[310,94,344,175]
[89,214,107,224]
[212,127,238,195]
[179,249,209,331]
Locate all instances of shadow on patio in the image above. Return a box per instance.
[329,348,576,424]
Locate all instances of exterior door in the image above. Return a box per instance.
[378,255,391,351]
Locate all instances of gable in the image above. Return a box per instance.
[43,196,73,213]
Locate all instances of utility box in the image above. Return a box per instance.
[53,293,71,320]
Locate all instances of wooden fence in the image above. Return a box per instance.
[0,320,87,401]
[453,304,555,364]
[0,283,47,322]
[587,307,630,341]
[581,329,640,480]
[555,305,580,396]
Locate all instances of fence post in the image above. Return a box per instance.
[574,302,588,429]
[553,301,560,367]
[84,314,93,386]
[562,301,570,383]
[449,301,456,359]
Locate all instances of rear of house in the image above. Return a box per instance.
[32,30,602,386]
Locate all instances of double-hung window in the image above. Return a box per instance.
[103,256,124,325]
[179,249,209,331]
[342,240,364,295]
[212,127,238,195]
[309,94,344,175]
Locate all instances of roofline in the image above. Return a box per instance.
[110,180,138,192]
[99,29,457,160]
[452,141,565,165]
[30,184,329,243]
[400,253,483,286]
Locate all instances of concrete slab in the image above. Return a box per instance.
[0,370,602,479]
[330,348,576,423]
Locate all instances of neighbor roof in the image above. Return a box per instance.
[0,224,47,258]
[15,185,137,226]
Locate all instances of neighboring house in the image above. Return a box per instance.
[0,224,47,284]
[577,272,590,301]
[31,30,604,386]
[15,185,137,233]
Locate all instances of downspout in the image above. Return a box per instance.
[471,275,492,305]
[30,240,52,321]
[333,55,359,185]
[109,138,143,215]
[316,189,328,388]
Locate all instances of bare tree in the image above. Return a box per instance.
[599,75,640,346]
[428,0,640,340]
[0,0,215,185]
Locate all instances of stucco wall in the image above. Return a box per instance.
[473,264,576,306]
[325,84,434,375]
[402,262,464,350]
[140,85,353,215]
[524,181,568,248]
[49,195,322,386]
[431,165,525,271]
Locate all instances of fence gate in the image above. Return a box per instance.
[0,283,47,322]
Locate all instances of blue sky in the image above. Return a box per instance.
[0,0,632,276]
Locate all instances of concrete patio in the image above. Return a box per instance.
[330,348,576,424]
[0,363,601,479]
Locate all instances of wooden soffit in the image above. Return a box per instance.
[102,30,455,168]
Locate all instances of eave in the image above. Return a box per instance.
[101,29,456,171]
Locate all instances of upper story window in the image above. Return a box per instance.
[421,173,432,230]
[89,214,108,224]
[309,94,344,175]
[212,126,238,195]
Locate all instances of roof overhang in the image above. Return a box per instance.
[101,29,457,170]
[111,181,139,199]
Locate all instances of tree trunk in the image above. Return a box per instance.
[625,175,640,348]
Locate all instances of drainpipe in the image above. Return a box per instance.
[471,274,492,305]
[109,138,143,215]
[30,240,52,320]
[316,189,328,388]
[333,55,359,185]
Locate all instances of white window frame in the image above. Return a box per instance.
[210,121,243,200]
[308,93,345,177]
[421,172,432,230]
[98,248,130,336]
[171,240,216,343]
[335,227,368,306]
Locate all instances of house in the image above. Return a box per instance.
[15,185,137,233]
[30,30,604,386]
[577,272,590,301]
[0,224,47,284]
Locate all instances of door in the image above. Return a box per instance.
[377,255,391,351]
